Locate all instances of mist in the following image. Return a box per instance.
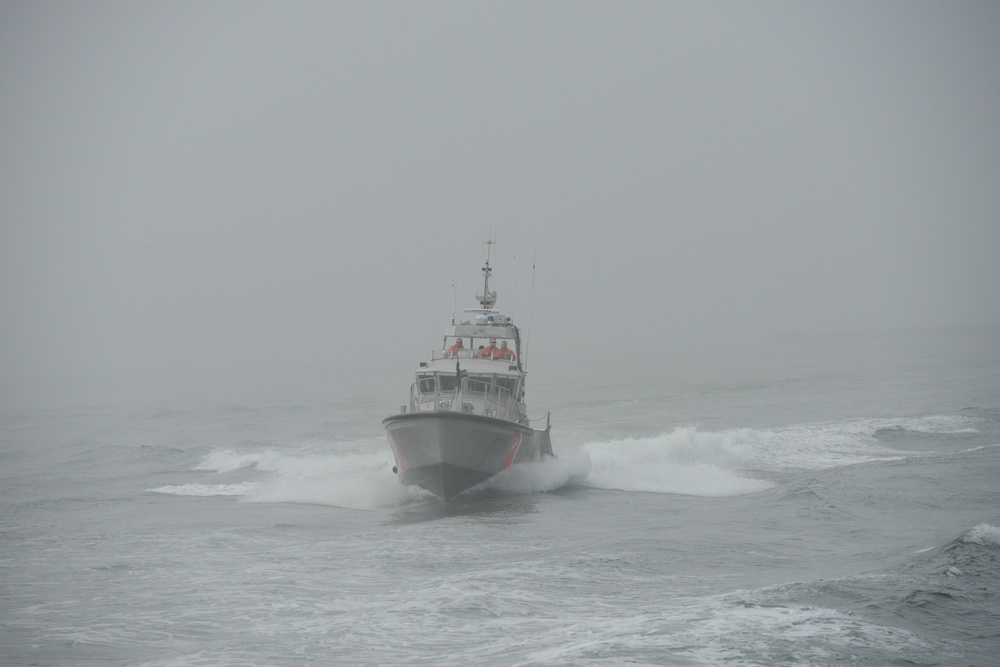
[2,1,999,398]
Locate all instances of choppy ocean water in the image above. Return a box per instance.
[3,335,999,666]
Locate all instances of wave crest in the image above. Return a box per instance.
[963,523,1000,547]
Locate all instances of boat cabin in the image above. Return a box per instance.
[435,316,521,363]
[405,316,527,422]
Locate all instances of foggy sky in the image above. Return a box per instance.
[2,1,999,389]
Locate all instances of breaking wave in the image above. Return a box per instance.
[964,523,1000,547]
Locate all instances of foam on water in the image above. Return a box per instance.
[581,434,773,496]
[964,523,1000,547]
[246,465,423,510]
[193,448,284,473]
[880,414,979,434]
[194,444,384,475]
[688,591,929,664]
[593,414,977,473]
[181,441,766,503]
[146,482,257,496]
[566,413,980,497]
[187,445,422,510]
[900,522,1000,582]
[957,444,1000,454]
[480,454,591,496]
[158,412,978,505]
[173,446,592,507]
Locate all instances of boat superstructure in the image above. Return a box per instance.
[383,243,552,501]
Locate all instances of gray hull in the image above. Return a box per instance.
[383,411,551,501]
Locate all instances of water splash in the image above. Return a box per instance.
[581,432,773,496]
[146,482,257,496]
[963,523,1000,547]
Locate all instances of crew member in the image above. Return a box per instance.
[477,338,500,359]
[496,341,516,361]
[446,338,465,357]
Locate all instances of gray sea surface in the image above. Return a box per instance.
[3,334,999,666]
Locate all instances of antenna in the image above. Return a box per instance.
[451,278,457,324]
[510,253,516,323]
[482,228,496,261]
[523,245,537,369]
[478,236,496,309]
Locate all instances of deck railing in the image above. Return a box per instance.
[430,349,517,363]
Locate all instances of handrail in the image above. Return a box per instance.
[432,349,517,363]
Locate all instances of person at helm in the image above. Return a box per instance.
[446,338,465,357]
[477,338,500,359]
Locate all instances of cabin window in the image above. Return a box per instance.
[439,376,459,391]
[467,377,490,394]
[417,376,435,394]
[497,378,519,393]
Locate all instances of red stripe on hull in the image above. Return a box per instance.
[500,431,523,470]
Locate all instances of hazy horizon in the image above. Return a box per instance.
[3,2,999,393]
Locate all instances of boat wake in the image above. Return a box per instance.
[144,414,981,506]
[569,413,981,497]
[147,446,590,508]
[145,439,766,505]
[580,434,774,496]
[148,481,257,497]
[478,455,591,496]
[147,446,423,510]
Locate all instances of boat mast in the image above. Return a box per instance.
[510,253,515,323]
[451,278,457,325]
[523,245,537,370]
[479,238,495,309]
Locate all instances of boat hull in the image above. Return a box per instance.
[383,411,548,501]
